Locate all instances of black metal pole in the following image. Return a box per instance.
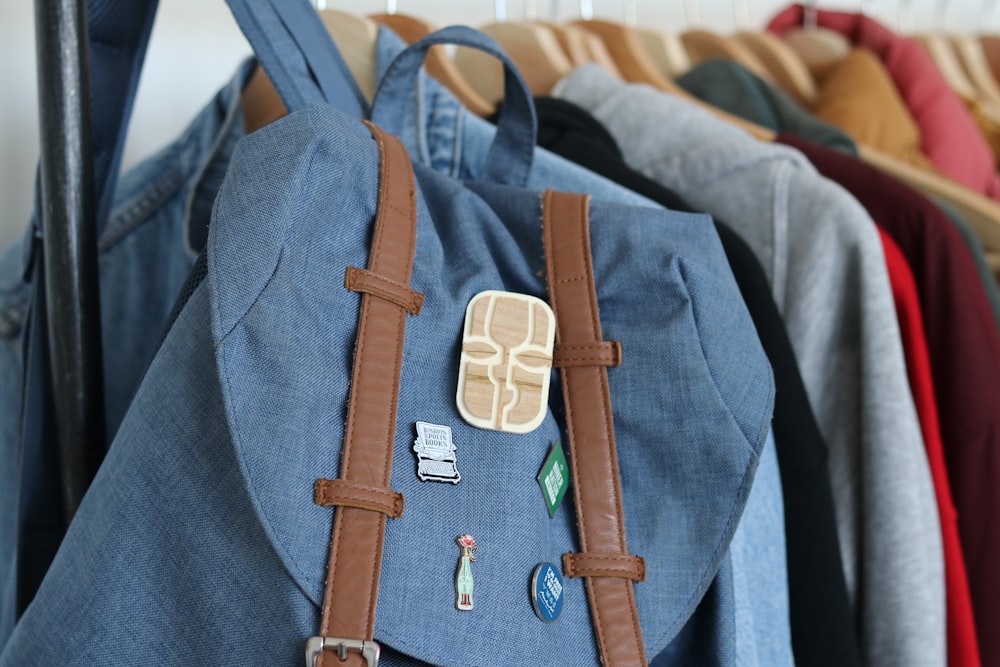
[34,0,106,520]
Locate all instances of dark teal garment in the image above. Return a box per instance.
[676,60,858,156]
[930,197,1000,335]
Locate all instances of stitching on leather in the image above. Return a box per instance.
[364,126,390,641]
[345,267,424,314]
[571,568,642,579]
[314,480,404,517]
[323,125,388,642]
[587,578,610,663]
[564,192,634,660]
[546,192,611,660]
[570,553,644,562]
[318,495,397,514]
[363,121,390,274]
[377,130,414,641]
[562,192,645,663]
[563,554,645,577]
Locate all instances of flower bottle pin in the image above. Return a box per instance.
[456,535,477,611]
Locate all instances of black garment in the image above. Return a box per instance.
[510,97,864,667]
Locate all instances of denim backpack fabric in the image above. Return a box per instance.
[0,17,670,649]
[1,4,775,665]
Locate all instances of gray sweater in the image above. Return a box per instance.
[554,65,945,667]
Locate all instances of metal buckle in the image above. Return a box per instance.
[306,637,380,666]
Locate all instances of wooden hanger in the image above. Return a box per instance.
[579,27,626,76]
[570,19,677,88]
[680,29,774,82]
[317,10,379,102]
[951,34,1000,104]
[537,19,592,66]
[533,20,622,78]
[733,31,818,106]
[242,9,378,134]
[453,20,573,104]
[576,17,1000,260]
[636,28,692,78]
[369,12,495,116]
[979,35,1000,84]
[781,28,850,74]
[570,18,777,142]
[777,4,851,74]
[914,33,980,101]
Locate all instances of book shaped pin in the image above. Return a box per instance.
[457,291,555,434]
[413,422,461,484]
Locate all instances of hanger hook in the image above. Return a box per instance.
[732,0,750,30]
[985,0,1000,29]
[804,0,818,29]
[580,0,594,20]
[683,0,701,26]
[525,0,537,21]
[897,0,913,32]
[494,0,507,22]
[933,0,949,27]
[624,0,638,26]
[385,0,397,14]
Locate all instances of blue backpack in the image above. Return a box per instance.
[1,2,774,665]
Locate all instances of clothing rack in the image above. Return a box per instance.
[33,0,105,520]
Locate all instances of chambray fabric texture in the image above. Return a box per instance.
[554,65,944,667]
[0,31,656,645]
[0,62,252,648]
[1,93,775,665]
[0,24,782,663]
[374,28,792,665]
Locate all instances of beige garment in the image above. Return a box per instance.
[811,48,934,171]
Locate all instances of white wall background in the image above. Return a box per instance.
[1,0,996,249]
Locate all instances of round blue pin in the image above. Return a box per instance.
[531,562,564,623]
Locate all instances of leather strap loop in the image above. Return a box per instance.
[562,552,646,581]
[315,121,420,667]
[344,266,425,315]
[543,190,647,667]
[314,479,405,519]
[552,341,622,368]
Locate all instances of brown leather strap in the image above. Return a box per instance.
[314,120,421,667]
[345,266,425,315]
[313,479,405,519]
[542,190,647,667]
[562,552,646,581]
[552,341,622,368]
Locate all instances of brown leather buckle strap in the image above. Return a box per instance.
[552,341,622,368]
[344,266,425,315]
[313,479,405,519]
[313,121,421,667]
[562,552,646,581]
[542,190,647,667]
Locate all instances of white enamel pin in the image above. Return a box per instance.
[456,291,555,434]
[413,422,461,484]
[456,535,477,611]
